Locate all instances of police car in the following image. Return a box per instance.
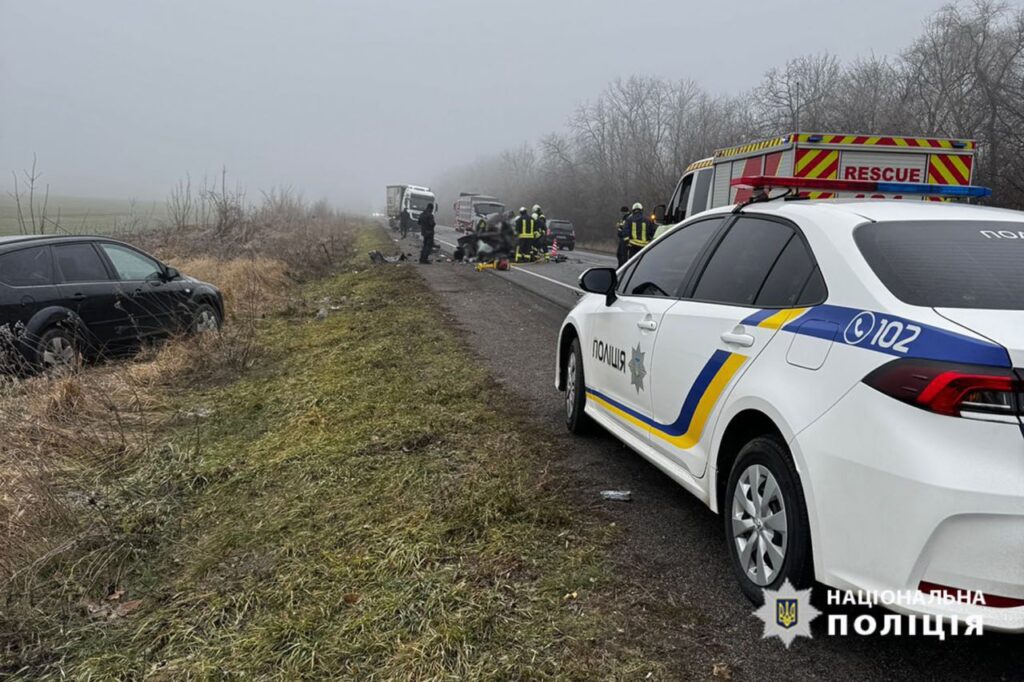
[555,176,1024,630]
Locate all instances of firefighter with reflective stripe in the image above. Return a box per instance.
[620,202,652,259]
[515,207,537,261]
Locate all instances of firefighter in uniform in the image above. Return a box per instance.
[620,202,652,259]
[532,204,547,251]
[514,207,537,262]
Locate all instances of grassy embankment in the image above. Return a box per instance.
[2,225,660,679]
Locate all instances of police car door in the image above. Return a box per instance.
[587,218,727,444]
[648,215,816,477]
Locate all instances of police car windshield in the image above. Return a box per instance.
[855,220,1024,310]
[409,195,433,210]
[474,203,503,215]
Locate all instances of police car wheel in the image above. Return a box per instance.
[724,436,813,604]
[565,338,594,435]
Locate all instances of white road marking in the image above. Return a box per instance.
[506,264,581,292]
[434,236,580,293]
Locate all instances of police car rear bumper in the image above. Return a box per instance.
[796,383,1024,632]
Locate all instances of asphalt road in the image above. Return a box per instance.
[391,226,1021,681]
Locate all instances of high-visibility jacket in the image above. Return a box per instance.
[476,218,488,232]
[625,217,652,247]
[516,216,537,238]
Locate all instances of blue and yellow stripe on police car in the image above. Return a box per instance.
[586,350,747,449]
[585,307,812,449]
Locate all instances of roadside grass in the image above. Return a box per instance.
[7,228,658,679]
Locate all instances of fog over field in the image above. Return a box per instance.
[0,0,978,210]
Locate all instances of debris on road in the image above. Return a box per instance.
[600,490,632,502]
[368,250,408,264]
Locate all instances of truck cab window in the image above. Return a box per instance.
[690,169,713,217]
[671,174,694,223]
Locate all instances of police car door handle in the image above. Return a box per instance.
[721,331,755,347]
[637,319,658,331]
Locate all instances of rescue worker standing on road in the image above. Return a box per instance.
[620,202,652,259]
[615,205,630,266]
[399,207,412,239]
[515,206,538,262]
[418,202,436,264]
[532,204,547,253]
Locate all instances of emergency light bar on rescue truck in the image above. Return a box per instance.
[660,133,977,224]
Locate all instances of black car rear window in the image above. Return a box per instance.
[855,220,1024,310]
[0,246,54,286]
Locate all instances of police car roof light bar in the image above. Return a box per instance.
[731,175,992,199]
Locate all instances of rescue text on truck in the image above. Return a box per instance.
[656,133,978,226]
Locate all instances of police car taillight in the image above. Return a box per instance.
[863,359,1021,419]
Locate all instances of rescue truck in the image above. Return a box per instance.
[659,133,978,225]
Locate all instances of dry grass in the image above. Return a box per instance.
[1,221,661,679]
[0,196,359,671]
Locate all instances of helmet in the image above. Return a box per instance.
[519,206,527,213]
[532,204,541,214]
[632,202,643,211]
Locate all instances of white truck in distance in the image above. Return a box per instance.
[386,184,436,229]
[454,193,505,232]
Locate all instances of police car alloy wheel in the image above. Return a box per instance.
[724,437,813,603]
[564,339,593,434]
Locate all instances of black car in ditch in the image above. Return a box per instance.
[0,235,224,371]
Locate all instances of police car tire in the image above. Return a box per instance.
[724,436,814,605]
[565,338,595,435]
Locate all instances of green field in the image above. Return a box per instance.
[0,195,165,236]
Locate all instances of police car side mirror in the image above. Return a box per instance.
[579,267,617,305]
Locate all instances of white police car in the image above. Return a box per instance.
[555,178,1024,630]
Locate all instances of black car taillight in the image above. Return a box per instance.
[863,359,1022,418]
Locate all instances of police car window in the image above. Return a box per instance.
[692,217,794,306]
[0,246,54,286]
[855,220,1024,310]
[754,234,819,307]
[797,267,827,305]
[690,169,713,216]
[624,217,723,298]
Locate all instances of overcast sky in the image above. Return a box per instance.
[0,0,991,209]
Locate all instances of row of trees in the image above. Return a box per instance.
[435,1,1024,242]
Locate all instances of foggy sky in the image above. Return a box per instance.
[0,0,989,210]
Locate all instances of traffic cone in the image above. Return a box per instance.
[551,237,559,260]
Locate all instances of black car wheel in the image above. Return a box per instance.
[724,436,814,603]
[35,325,81,373]
[191,303,222,334]
[564,338,595,435]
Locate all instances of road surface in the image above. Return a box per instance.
[390,225,1020,681]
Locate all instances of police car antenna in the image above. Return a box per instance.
[732,187,793,214]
